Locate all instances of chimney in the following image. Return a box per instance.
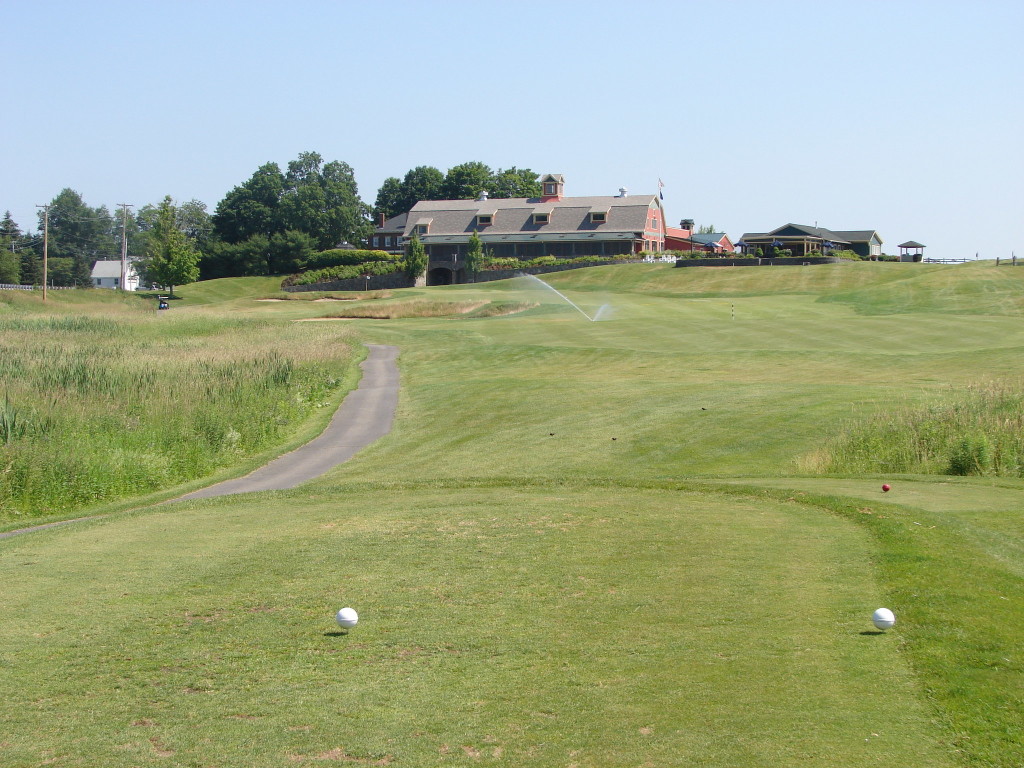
[618,187,628,198]
[376,212,386,227]
[477,190,489,201]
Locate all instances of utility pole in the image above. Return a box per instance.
[118,203,133,290]
[36,204,49,302]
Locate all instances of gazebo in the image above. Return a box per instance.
[898,241,926,262]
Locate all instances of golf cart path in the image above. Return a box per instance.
[176,343,399,500]
[0,344,399,540]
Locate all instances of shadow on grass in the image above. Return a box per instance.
[323,631,350,637]
[859,630,889,636]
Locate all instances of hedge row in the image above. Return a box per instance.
[299,249,400,271]
[283,259,404,287]
[485,253,636,270]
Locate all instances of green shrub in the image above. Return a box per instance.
[948,434,993,475]
[283,260,401,287]
[300,249,397,271]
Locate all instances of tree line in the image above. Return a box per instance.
[1,155,543,290]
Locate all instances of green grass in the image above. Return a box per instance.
[0,483,953,767]
[0,262,1022,766]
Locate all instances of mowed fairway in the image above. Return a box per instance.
[1,262,1022,766]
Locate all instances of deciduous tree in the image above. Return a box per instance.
[441,162,493,201]
[212,162,286,244]
[465,231,484,281]
[376,163,541,216]
[0,212,23,284]
[403,233,427,283]
[39,189,117,286]
[0,238,19,284]
[211,153,372,273]
[490,167,541,199]
[141,196,200,296]
[374,166,445,219]
[373,177,404,220]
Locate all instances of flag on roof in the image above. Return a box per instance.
[658,178,664,200]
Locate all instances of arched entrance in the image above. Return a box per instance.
[427,267,453,285]
[426,266,467,286]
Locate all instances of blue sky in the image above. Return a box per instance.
[3,0,1021,259]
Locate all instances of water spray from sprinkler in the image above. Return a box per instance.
[521,273,609,322]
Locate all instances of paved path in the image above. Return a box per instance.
[177,344,399,500]
[0,344,400,540]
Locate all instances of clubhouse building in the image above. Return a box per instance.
[373,174,667,285]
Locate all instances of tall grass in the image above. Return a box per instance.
[0,311,358,520]
[804,379,1024,476]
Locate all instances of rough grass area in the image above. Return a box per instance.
[803,380,1024,476]
[0,292,359,520]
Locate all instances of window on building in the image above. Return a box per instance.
[477,215,492,226]
[543,183,557,196]
[590,212,607,223]
[416,224,428,235]
[384,236,392,247]
[533,213,549,224]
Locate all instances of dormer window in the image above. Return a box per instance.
[477,215,493,226]
[590,212,607,224]
[543,182,557,196]
[533,213,549,225]
[415,224,429,235]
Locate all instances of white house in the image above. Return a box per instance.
[91,259,142,291]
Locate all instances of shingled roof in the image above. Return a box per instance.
[739,224,879,246]
[91,259,139,278]
[403,195,660,240]
[690,232,729,245]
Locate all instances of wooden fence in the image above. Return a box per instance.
[0,284,75,291]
